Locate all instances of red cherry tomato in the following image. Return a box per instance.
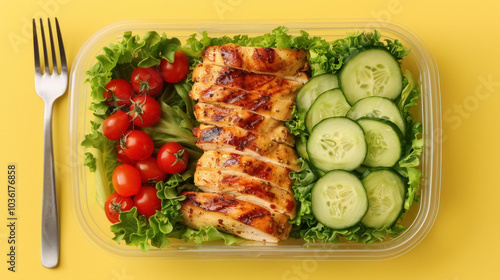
[112,164,141,197]
[135,157,167,184]
[120,130,154,161]
[131,67,164,96]
[116,143,137,165]
[103,79,135,107]
[134,186,162,218]
[104,192,134,224]
[129,95,161,127]
[159,51,189,83]
[102,110,131,140]
[157,142,189,174]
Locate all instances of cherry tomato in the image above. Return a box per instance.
[104,192,134,224]
[157,142,189,174]
[102,110,131,140]
[116,143,137,165]
[129,95,161,127]
[112,164,141,197]
[135,157,167,184]
[134,186,162,218]
[103,79,135,107]
[120,130,154,161]
[159,51,189,83]
[131,67,164,96]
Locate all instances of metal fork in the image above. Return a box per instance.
[33,18,67,269]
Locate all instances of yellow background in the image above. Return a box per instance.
[1,0,499,279]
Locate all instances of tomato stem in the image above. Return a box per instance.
[111,198,123,213]
[128,96,148,124]
[119,131,131,150]
[171,149,186,167]
[138,76,152,94]
[107,90,127,109]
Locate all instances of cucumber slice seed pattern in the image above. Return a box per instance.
[320,132,355,161]
[365,131,389,160]
[323,184,357,218]
[356,64,391,96]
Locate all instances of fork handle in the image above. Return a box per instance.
[41,101,59,268]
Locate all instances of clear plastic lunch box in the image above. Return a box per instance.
[69,19,441,260]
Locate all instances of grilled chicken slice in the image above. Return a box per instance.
[194,103,294,146]
[194,169,296,218]
[196,151,292,191]
[180,191,291,242]
[191,80,296,102]
[193,125,300,171]
[192,63,308,94]
[190,83,294,121]
[202,44,309,79]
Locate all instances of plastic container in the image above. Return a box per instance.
[69,19,441,260]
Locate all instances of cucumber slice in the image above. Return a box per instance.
[357,118,404,167]
[347,96,406,134]
[305,89,351,132]
[361,169,405,229]
[307,117,366,171]
[295,137,309,160]
[339,48,403,105]
[296,74,338,112]
[312,170,368,229]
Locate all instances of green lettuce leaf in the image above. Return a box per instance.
[110,173,240,252]
[85,32,137,113]
[158,36,182,63]
[296,222,404,244]
[400,123,423,168]
[81,121,119,207]
[141,83,203,161]
[331,30,410,73]
[182,226,243,245]
[83,152,96,172]
[399,70,421,127]
[396,122,423,210]
[285,106,309,140]
[110,175,189,252]
[110,207,151,251]
[178,32,212,57]
[289,159,319,226]
[138,32,164,67]
[173,82,196,121]
[85,31,184,117]
[394,70,424,210]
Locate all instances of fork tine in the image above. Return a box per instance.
[55,18,67,70]
[33,19,41,73]
[47,18,59,75]
[39,19,50,74]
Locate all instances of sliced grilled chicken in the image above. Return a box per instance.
[196,151,292,190]
[187,45,308,242]
[190,83,294,121]
[191,80,296,102]
[194,103,294,146]
[193,125,300,171]
[192,63,308,94]
[202,44,309,79]
[194,169,296,218]
[180,191,291,242]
